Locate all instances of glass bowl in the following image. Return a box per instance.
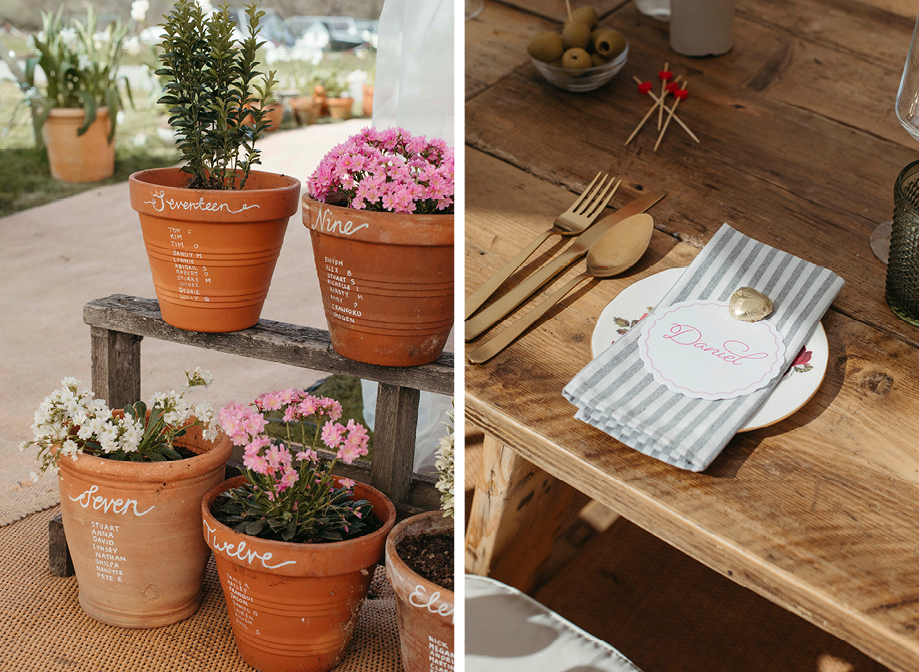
[530,39,628,93]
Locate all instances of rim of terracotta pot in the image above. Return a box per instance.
[385,509,455,603]
[58,420,232,482]
[46,106,110,120]
[302,195,454,245]
[130,167,301,222]
[202,474,397,577]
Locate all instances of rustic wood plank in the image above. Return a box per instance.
[465,434,577,593]
[538,518,893,672]
[496,0,629,23]
[466,34,919,347]
[48,514,74,577]
[464,152,919,670]
[370,384,420,506]
[465,1,557,100]
[83,295,453,396]
[90,326,142,408]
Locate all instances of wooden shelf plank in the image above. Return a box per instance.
[83,295,454,396]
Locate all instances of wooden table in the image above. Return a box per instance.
[464,1,919,670]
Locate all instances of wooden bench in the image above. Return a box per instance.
[49,294,454,576]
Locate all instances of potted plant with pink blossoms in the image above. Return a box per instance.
[201,388,396,672]
[302,126,455,367]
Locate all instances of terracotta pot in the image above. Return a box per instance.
[314,85,329,117]
[385,511,455,672]
[243,102,285,132]
[301,197,454,366]
[43,107,115,183]
[290,96,321,126]
[129,167,301,333]
[58,419,232,628]
[201,476,397,672]
[362,84,373,118]
[327,97,354,121]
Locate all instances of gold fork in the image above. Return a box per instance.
[464,172,621,319]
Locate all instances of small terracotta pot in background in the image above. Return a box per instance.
[43,107,115,183]
[327,97,354,121]
[290,96,321,126]
[301,196,454,367]
[202,476,396,672]
[314,85,329,117]
[129,167,301,333]
[385,511,455,672]
[58,420,232,628]
[362,84,373,118]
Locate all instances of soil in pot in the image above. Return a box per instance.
[397,531,454,592]
[385,511,455,672]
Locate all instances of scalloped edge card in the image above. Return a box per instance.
[637,300,787,400]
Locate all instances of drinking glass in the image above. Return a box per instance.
[887,160,919,326]
[882,14,919,325]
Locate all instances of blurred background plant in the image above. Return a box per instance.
[0,0,381,214]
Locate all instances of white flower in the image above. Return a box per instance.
[131,0,149,22]
[30,471,39,483]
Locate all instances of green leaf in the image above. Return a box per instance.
[74,92,97,136]
[245,519,266,535]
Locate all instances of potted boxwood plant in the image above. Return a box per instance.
[385,406,455,672]
[202,388,396,672]
[20,369,231,628]
[302,127,455,366]
[25,7,132,182]
[130,0,301,333]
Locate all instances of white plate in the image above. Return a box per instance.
[590,268,828,432]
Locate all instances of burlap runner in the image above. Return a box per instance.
[0,506,402,672]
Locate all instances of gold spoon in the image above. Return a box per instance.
[468,213,654,365]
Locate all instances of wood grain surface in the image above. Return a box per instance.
[466,0,919,668]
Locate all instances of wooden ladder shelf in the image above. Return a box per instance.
[50,294,454,576]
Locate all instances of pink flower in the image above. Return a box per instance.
[337,443,364,465]
[296,448,318,462]
[338,478,355,489]
[254,392,283,411]
[297,396,319,417]
[243,451,270,475]
[320,398,343,422]
[308,127,454,216]
[277,466,299,491]
[322,421,345,449]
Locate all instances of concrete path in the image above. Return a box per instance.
[0,119,377,523]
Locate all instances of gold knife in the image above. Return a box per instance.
[464,189,666,341]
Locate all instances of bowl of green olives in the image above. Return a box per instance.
[527,7,628,92]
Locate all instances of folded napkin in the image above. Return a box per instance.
[563,224,845,471]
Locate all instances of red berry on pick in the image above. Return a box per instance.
[638,81,653,93]
[659,70,673,80]
[665,81,680,92]
[674,89,689,99]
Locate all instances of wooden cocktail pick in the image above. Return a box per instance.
[630,75,699,144]
[625,80,665,146]
[654,80,689,152]
[565,0,573,20]
[657,64,673,130]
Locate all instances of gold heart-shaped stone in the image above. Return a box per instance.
[728,287,773,322]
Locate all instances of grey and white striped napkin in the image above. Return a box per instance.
[563,224,844,471]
